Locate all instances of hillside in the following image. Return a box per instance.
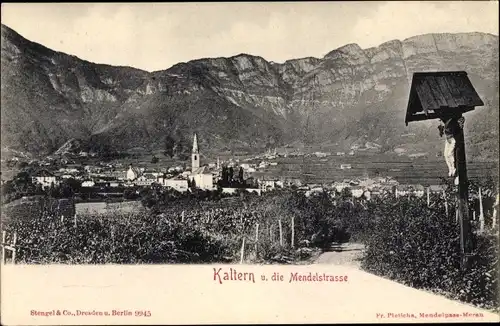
[1,24,498,160]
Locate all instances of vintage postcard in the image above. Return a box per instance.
[1,1,499,324]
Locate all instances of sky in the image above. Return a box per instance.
[1,2,498,72]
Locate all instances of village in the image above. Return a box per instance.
[5,133,449,204]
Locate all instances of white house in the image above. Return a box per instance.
[351,186,364,198]
[395,185,411,197]
[222,188,262,196]
[412,184,426,197]
[258,161,269,169]
[313,152,329,158]
[395,184,425,197]
[164,178,189,192]
[222,187,238,195]
[333,182,350,193]
[281,178,302,188]
[246,188,262,195]
[59,168,79,174]
[259,179,276,191]
[32,170,60,189]
[123,182,135,188]
[306,187,324,197]
[110,171,127,180]
[134,174,157,186]
[143,171,161,178]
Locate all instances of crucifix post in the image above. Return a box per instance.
[454,114,473,268]
[405,71,484,270]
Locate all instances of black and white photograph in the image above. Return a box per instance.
[0,1,499,324]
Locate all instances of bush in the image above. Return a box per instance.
[361,196,498,310]
[2,211,235,264]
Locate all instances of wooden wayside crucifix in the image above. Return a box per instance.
[405,71,484,269]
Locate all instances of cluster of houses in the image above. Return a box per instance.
[282,176,445,200]
[252,147,359,160]
[28,134,274,194]
[305,151,356,158]
[85,134,217,192]
[25,134,447,201]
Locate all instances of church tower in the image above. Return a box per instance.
[192,133,200,171]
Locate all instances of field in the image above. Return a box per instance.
[252,155,498,185]
[75,201,145,216]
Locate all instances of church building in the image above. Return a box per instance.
[189,133,214,190]
[126,164,142,181]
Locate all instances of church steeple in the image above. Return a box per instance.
[192,133,200,170]
[192,133,199,154]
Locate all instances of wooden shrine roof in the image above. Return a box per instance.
[405,71,484,125]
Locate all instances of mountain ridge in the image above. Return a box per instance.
[1,24,498,160]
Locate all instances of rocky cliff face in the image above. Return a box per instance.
[1,24,498,159]
[1,24,149,155]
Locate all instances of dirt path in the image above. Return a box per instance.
[314,242,365,268]
[312,242,499,321]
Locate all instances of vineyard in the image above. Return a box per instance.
[1,190,339,264]
[1,182,498,310]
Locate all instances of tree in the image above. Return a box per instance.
[14,171,31,185]
[340,187,352,199]
[174,141,184,157]
[34,183,44,195]
[178,152,189,161]
[59,182,74,198]
[124,189,136,200]
[228,167,234,185]
[164,136,175,157]
[221,166,228,187]
[265,136,276,149]
[63,178,81,193]
[6,171,33,194]
[48,183,59,198]
[140,188,157,208]
[238,167,244,184]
